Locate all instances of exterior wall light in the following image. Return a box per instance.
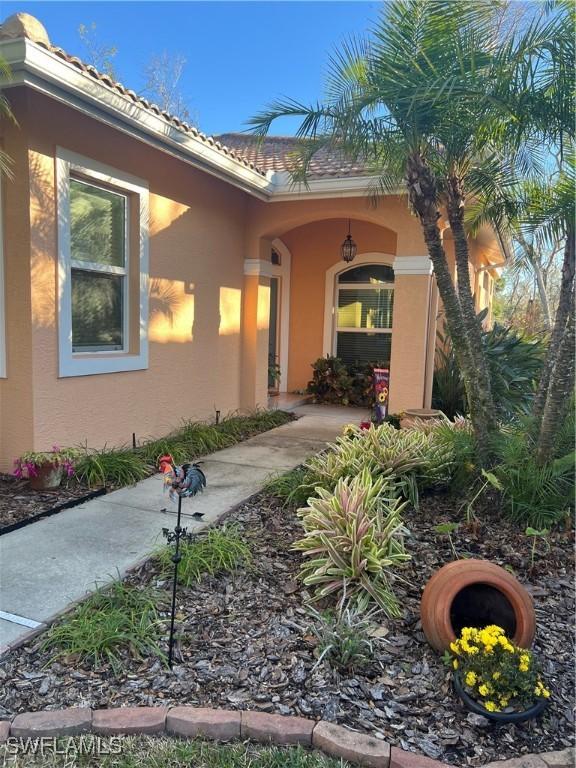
[341,219,357,263]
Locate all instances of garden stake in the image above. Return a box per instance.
[132,432,137,449]
[162,494,195,668]
[215,409,220,425]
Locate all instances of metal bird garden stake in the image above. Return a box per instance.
[160,456,207,668]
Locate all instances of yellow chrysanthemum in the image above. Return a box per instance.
[453,659,459,669]
[465,671,477,686]
[478,684,490,696]
[492,672,501,680]
[484,701,499,712]
[450,641,460,654]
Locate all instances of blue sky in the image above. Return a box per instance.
[2,1,381,135]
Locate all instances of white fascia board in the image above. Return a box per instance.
[268,171,403,201]
[1,38,271,200]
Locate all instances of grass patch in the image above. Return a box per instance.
[0,735,348,767]
[157,525,252,586]
[263,466,313,507]
[77,410,293,489]
[42,582,164,674]
[75,448,151,489]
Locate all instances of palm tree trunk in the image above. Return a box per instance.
[406,154,494,459]
[533,228,575,425]
[535,298,575,464]
[447,174,498,437]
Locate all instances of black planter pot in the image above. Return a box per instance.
[453,673,548,724]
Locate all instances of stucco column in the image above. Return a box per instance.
[389,256,435,413]
[240,259,271,410]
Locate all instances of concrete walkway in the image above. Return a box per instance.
[0,404,365,652]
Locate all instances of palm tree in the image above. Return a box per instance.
[250,0,504,457]
[458,0,575,461]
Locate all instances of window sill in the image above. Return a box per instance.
[59,350,148,378]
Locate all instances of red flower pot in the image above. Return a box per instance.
[420,559,536,652]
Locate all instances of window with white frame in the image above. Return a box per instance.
[335,264,394,365]
[70,178,128,352]
[57,149,149,377]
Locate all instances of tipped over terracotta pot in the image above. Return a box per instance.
[420,559,536,652]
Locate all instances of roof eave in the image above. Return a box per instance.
[0,38,401,203]
[0,38,273,200]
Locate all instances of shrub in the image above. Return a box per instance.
[490,423,574,528]
[433,321,544,420]
[304,423,455,497]
[307,600,381,672]
[75,447,150,488]
[307,356,390,407]
[42,582,164,673]
[307,356,354,404]
[158,525,252,587]
[294,470,410,615]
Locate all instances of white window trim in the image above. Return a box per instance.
[322,252,395,356]
[335,270,394,356]
[56,148,149,377]
[0,176,5,378]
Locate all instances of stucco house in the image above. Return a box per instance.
[0,13,503,470]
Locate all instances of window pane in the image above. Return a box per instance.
[72,270,123,350]
[70,179,126,267]
[338,264,394,283]
[336,332,392,365]
[337,288,394,329]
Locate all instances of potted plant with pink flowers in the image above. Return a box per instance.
[14,446,80,491]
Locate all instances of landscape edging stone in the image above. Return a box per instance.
[1,706,571,768]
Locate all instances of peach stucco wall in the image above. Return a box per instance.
[0,89,249,468]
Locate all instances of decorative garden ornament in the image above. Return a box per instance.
[159,455,207,667]
[420,559,536,652]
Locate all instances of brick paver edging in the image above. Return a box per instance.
[0,708,573,768]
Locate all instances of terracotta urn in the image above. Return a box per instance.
[400,408,444,429]
[420,559,536,652]
[29,462,64,491]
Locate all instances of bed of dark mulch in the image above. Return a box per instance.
[0,474,98,533]
[0,491,573,766]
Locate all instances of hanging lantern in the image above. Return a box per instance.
[341,219,357,263]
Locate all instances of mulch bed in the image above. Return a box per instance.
[0,491,573,766]
[0,474,99,533]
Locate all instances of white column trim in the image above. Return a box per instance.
[270,239,291,393]
[392,255,433,275]
[322,252,395,356]
[243,258,275,278]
